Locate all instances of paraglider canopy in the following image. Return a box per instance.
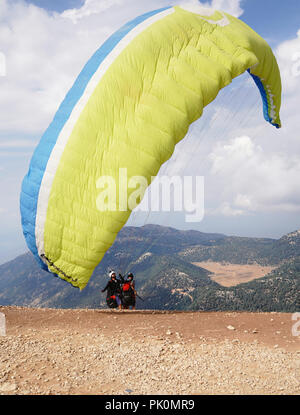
[20,5,282,289]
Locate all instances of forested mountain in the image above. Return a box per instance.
[0,225,299,311]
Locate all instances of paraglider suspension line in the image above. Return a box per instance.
[41,254,78,285]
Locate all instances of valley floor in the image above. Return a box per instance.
[0,306,299,395]
[193,261,275,287]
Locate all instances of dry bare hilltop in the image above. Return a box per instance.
[0,306,299,395]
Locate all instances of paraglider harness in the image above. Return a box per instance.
[122,280,135,307]
[102,271,122,309]
[106,295,118,309]
[119,273,136,307]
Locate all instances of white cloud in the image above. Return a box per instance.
[276,29,300,94]
[0,0,124,136]
[0,151,32,157]
[0,139,36,148]
[209,0,243,17]
[61,0,123,23]
[194,27,300,221]
[179,0,243,17]
[0,0,244,138]
[209,136,300,214]
[208,201,245,216]
[273,30,300,154]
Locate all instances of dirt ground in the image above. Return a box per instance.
[0,306,299,395]
[193,261,275,287]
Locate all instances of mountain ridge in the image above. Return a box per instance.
[0,224,299,311]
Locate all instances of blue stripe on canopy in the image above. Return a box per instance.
[20,6,173,269]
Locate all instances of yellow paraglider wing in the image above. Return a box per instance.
[20,5,282,289]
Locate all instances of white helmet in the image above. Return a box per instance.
[109,270,116,278]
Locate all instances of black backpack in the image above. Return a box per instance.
[122,282,135,306]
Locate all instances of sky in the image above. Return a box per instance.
[0,0,300,264]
